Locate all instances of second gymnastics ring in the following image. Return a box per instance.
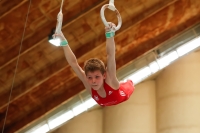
[100,4,122,31]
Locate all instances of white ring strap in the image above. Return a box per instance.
[108,0,115,11]
[60,0,64,11]
[55,0,65,33]
[100,2,122,31]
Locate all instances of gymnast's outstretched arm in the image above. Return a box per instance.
[54,32,89,88]
[105,23,119,89]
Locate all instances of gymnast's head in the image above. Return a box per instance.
[84,58,106,75]
[84,58,106,89]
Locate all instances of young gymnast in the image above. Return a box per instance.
[53,22,135,106]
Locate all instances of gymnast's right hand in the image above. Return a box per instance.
[52,31,68,46]
[53,31,65,41]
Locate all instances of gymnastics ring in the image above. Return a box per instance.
[100,4,122,31]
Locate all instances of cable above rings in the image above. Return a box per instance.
[1,0,32,133]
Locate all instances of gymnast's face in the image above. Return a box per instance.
[86,70,106,90]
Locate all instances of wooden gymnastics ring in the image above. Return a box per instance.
[100,2,122,31]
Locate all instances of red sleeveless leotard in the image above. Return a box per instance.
[91,80,134,106]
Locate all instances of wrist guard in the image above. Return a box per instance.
[60,40,68,46]
[105,31,115,38]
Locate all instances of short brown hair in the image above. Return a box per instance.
[84,58,106,75]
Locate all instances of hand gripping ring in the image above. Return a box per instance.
[100,4,122,31]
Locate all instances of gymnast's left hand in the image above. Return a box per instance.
[105,22,116,32]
